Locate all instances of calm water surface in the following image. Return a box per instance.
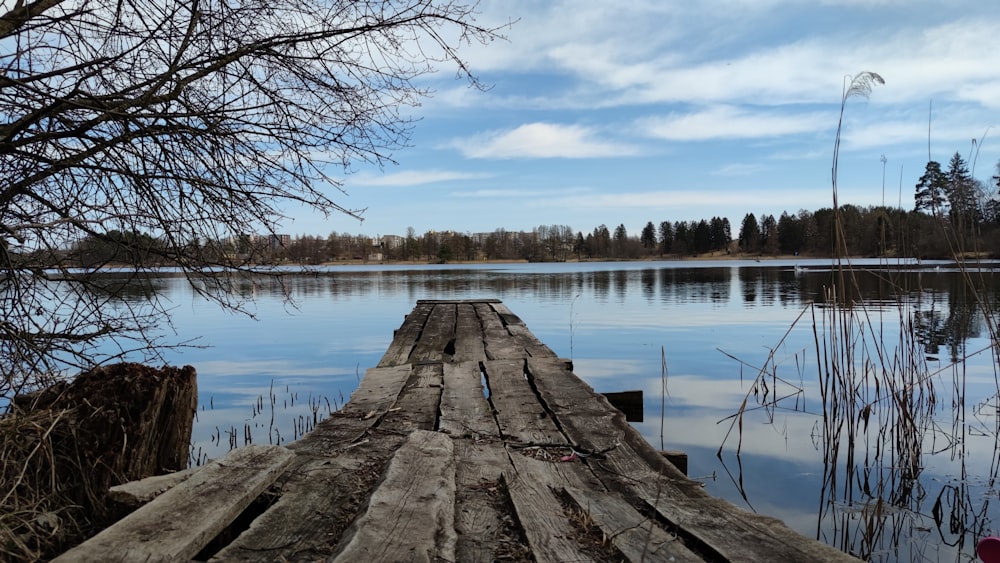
[130,259,999,562]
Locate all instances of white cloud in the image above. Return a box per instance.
[769,147,828,161]
[452,186,591,199]
[957,81,1000,110]
[839,120,930,151]
[450,122,642,159]
[459,2,687,74]
[640,106,829,141]
[540,188,832,212]
[451,188,536,198]
[350,169,492,187]
[712,163,769,177]
[458,4,1000,113]
[838,110,996,153]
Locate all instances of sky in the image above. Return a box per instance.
[286,0,1000,240]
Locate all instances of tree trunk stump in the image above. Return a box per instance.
[2,363,197,561]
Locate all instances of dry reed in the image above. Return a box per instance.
[718,71,1000,560]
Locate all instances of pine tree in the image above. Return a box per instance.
[945,152,980,227]
[709,216,731,251]
[738,213,761,253]
[987,160,1000,224]
[658,221,674,254]
[914,161,946,213]
[760,214,779,254]
[673,221,691,254]
[640,221,657,250]
[777,212,803,254]
[693,220,712,253]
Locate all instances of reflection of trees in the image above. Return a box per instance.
[911,276,984,362]
[658,267,731,304]
[913,298,948,357]
[807,302,987,560]
[735,266,808,306]
[640,269,656,301]
[592,271,610,301]
[784,268,991,364]
[268,266,741,305]
[739,267,760,304]
[941,277,980,361]
[613,270,628,303]
[82,273,167,303]
[813,276,1000,560]
[718,266,1000,561]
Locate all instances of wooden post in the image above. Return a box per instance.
[3,363,198,560]
[660,450,689,475]
[601,390,644,422]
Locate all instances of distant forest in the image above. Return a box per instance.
[65,152,1000,265]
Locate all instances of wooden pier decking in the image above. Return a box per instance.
[57,299,858,562]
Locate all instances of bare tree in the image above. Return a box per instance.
[0,0,504,397]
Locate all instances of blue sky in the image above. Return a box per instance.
[287,1,1000,240]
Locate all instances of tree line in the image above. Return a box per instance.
[208,152,1000,263]
[57,151,1000,265]
[0,150,968,272]
[63,200,994,268]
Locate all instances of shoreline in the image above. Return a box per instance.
[86,253,988,273]
[317,252,821,267]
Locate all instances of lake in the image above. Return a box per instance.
[118,258,999,562]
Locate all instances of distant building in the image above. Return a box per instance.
[380,234,404,249]
[270,234,290,251]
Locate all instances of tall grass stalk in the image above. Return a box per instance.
[660,346,667,451]
[720,70,1000,559]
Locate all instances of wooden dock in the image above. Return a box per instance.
[57,299,858,562]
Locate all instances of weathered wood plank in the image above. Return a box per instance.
[341,364,413,417]
[440,361,499,439]
[453,440,512,563]
[290,365,412,455]
[453,303,487,361]
[475,302,525,359]
[409,302,457,362]
[483,359,566,445]
[55,445,295,563]
[379,362,442,434]
[107,466,199,508]
[526,357,627,455]
[525,357,858,561]
[563,486,703,562]
[489,301,526,326]
[492,302,559,358]
[506,323,559,358]
[378,302,434,367]
[332,430,457,563]
[211,437,405,561]
[215,362,442,560]
[638,471,858,562]
[504,453,593,563]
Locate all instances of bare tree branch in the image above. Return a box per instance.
[0,0,507,397]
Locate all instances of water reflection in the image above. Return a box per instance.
[714,263,1000,562]
[91,259,1000,563]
